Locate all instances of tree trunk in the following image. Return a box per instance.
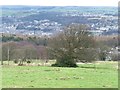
[7,47,10,65]
[1,59,3,65]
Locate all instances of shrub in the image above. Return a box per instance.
[51,58,78,67]
[27,60,31,64]
[14,60,18,64]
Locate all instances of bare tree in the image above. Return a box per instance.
[2,42,17,65]
[0,44,3,65]
[35,45,49,65]
[49,24,96,67]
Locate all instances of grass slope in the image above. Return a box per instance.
[2,61,118,88]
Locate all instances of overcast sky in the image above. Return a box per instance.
[0,0,119,6]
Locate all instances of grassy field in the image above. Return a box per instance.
[2,61,118,88]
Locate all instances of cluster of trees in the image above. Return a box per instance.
[1,41,48,65]
[95,35,119,61]
[2,35,23,42]
[27,36,48,46]
[1,24,118,67]
[2,35,48,46]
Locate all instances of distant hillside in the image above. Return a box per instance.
[1,6,118,36]
[1,5,117,16]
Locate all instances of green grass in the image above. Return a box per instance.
[2,61,118,88]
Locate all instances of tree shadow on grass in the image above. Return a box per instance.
[80,66,112,69]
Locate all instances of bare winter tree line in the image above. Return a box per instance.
[1,41,49,65]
